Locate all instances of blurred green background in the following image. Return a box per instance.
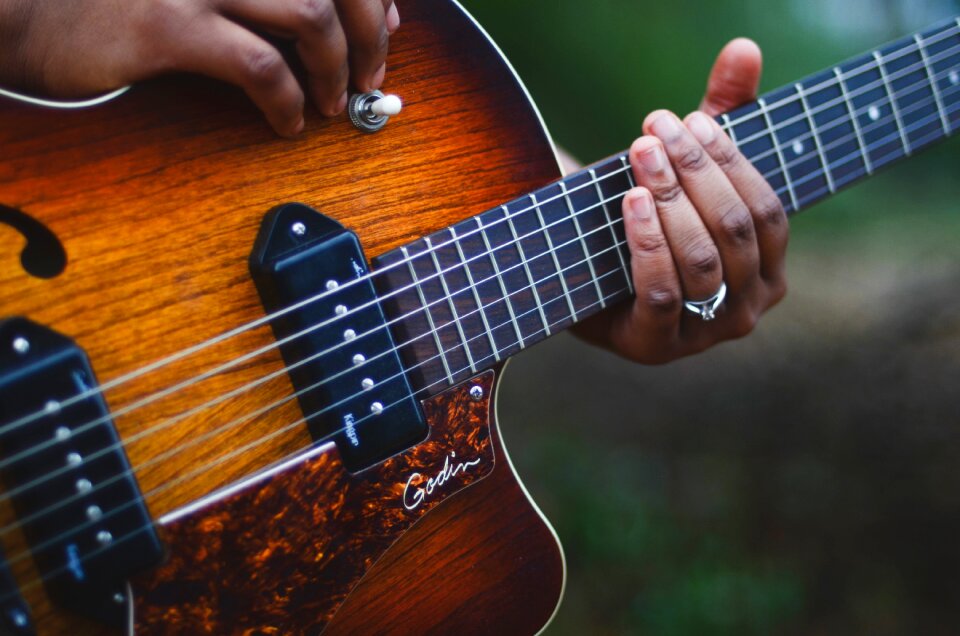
[456,1,960,634]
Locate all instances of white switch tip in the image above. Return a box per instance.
[370,94,402,117]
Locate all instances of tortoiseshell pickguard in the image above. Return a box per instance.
[131,372,495,634]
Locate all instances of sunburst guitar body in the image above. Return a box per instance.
[0,0,567,633]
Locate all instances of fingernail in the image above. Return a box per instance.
[629,190,654,222]
[386,3,400,33]
[638,145,665,173]
[650,113,683,141]
[687,112,716,145]
[371,63,386,90]
[291,117,305,136]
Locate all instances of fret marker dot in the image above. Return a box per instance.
[867,105,881,122]
[343,329,356,341]
[11,611,27,628]
[97,530,113,545]
[950,70,959,86]
[334,304,347,316]
[86,505,103,521]
[66,452,82,467]
[12,336,29,355]
[371,402,384,415]
[352,353,365,366]
[325,280,339,291]
[792,140,804,156]
[45,400,61,414]
[55,426,71,441]
[361,378,374,391]
[76,478,92,494]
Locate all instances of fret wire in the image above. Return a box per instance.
[623,157,637,187]
[593,165,633,295]
[915,33,952,134]
[834,67,875,175]
[561,180,606,309]
[424,237,476,374]
[401,246,454,385]
[617,157,637,295]
[450,226,499,362]
[531,193,578,322]
[476,216,525,349]
[722,113,738,143]
[796,82,836,193]
[873,50,913,155]
[504,206,551,336]
[757,97,800,211]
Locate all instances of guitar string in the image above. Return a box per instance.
[3,23,957,439]
[0,60,956,528]
[1,97,956,585]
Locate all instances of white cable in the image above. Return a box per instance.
[0,84,131,109]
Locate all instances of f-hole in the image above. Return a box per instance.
[0,204,66,279]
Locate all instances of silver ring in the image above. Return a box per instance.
[683,282,727,321]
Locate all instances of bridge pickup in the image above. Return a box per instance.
[250,203,427,473]
[0,318,163,627]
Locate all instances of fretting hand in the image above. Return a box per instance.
[576,39,789,363]
[0,0,399,137]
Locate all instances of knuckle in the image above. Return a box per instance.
[644,286,682,316]
[768,278,788,305]
[631,231,668,256]
[754,194,787,228]
[729,311,758,339]
[686,242,721,278]
[714,145,743,169]
[675,144,709,173]
[295,0,339,32]
[717,203,755,245]
[243,46,285,86]
[651,181,685,205]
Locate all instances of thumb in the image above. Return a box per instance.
[700,38,763,117]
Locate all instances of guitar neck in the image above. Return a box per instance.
[373,16,960,395]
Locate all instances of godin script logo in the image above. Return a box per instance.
[402,451,481,511]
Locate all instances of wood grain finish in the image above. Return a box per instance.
[0,0,566,632]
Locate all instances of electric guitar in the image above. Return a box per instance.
[0,2,957,633]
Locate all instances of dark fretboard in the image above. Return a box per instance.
[373,16,960,396]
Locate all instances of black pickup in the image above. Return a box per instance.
[0,318,162,627]
[250,203,427,473]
